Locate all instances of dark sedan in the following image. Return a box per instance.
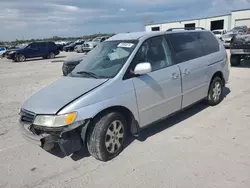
[63,41,85,52]
[62,55,85,76]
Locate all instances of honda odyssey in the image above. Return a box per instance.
[18,29,229,161]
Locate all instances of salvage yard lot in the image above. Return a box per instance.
[0,51,250,188]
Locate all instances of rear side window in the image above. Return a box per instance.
[166,32,203,63]
[198,31,219,55]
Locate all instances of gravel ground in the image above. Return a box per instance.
[0,51,250,188]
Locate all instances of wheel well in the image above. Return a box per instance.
[83,106,137,142]
[94,106,135,129]
[211,71,225,86]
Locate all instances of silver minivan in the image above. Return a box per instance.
[19,29,229,161]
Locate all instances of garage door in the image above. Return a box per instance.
[235,19,250,27]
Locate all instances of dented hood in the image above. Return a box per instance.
[22,77,108,114]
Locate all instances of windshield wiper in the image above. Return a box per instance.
[76,71,99,78]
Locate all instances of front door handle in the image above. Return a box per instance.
[183,69,189,76]
[171,73,179,80]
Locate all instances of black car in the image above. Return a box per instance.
[63,41,85,52]
[230,34,250,66]
[7,41,60,62]
[62,55,85,75]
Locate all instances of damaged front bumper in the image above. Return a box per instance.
[18,120,89,156]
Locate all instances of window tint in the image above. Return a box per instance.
[36,43,46,49]
[198,31,219,55]
[29,43,38,49]
[131,36,173,72]
[167,32,203,63]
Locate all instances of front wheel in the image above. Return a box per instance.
[87,112,127,161]
[47,52,55,59]
[207,77,223,106]
[17,54,26,62]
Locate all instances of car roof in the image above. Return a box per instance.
[106,31,166,41]
[106,30,210,41]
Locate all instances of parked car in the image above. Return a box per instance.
[55,41,69,51]
[7,41,60,62]
[82,36,109,53]
[4,44,25,57]
[0,46,6,58]
[221,26,248,48]
[212,29,227,39]
[74,45,83,53]
[63,41,85,52]
[62,55,85,76]
[230,34,250,66]
[18,30,229,161]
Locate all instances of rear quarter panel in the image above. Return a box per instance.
[206,43,229,85]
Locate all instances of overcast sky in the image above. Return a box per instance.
[0,0,250,41]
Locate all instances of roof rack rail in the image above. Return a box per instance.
[166,27,205,31]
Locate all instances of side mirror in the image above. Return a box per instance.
[134,62,152,75]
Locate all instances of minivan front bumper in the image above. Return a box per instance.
[18,119,88,156]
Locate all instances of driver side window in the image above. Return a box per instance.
[131,36,173,72]
[28,43,37,49]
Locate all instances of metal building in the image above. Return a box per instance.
[145,8,250,32]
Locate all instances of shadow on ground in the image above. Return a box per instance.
[231,57,250,68]
[10,55,67,63]
[48,87,231,161]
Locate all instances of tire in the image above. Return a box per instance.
[48,52,55,59]
[17,54,26,62]
[230,55,240,66]
[87,112,127,161]
[206,76,223,106]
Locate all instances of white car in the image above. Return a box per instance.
[0,47,6,57]
[212,29,227,39]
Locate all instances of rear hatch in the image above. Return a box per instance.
[231,34,250,49]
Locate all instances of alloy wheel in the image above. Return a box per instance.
[212,81,221,102]
[105,120,124,154]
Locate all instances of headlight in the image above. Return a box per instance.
[88,43,94,47]
[33,112,77,127]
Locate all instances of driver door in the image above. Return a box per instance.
[130,36,182,127]
[26,43,39,58]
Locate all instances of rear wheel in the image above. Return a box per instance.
[206,76,223,106]
[87,112,127,161]
[230,55,240,66]
[48,52,55,59]
[17,54,26,62]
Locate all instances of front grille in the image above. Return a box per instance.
[20,109,35,123]
[84,44,89,47]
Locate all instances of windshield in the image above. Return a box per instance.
[212,31,221,34]
[70,40,138,78]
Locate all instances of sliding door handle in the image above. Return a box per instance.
[171,73,179,80]
[183,69,189,76]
